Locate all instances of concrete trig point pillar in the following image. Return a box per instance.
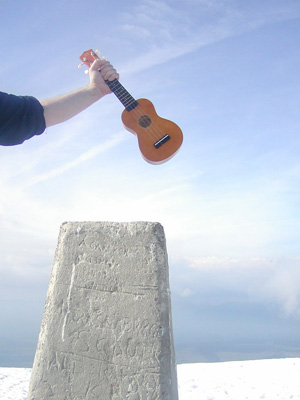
[28,221,178,400]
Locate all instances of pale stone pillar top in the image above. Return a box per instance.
[28,221,178,400]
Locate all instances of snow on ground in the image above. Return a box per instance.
[177,358,300,400]
[0,368,31,400]
[1,358,300,400]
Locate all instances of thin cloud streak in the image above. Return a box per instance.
[22,132,126,187]
[119,0,300,76]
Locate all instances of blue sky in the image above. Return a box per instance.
[1,0,300,366]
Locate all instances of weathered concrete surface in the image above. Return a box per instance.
[28,221,178,400]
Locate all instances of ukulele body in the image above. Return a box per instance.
[121,98,183,164]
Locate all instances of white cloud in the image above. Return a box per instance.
[180,288,194,298]
[186,256,275,271]
[183,256,300,318]
[261,259,300,317]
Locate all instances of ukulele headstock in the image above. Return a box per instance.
[78,49,101,70]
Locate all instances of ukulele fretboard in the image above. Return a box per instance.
[105,79,138,111]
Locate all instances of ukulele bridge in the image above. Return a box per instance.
[154,134,171,149]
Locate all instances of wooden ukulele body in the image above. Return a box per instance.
[121,98,183,164]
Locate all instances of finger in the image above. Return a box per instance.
[89,58,107,71]
[100,64,119,81]
[103,69,119,81]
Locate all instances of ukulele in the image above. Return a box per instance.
[79,49,183,164]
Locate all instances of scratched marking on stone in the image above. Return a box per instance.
[61,263,76,342]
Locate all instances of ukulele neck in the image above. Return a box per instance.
[105,79,138,111]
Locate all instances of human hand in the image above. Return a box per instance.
[88,58,119,98]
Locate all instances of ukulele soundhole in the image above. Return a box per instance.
[138,114,152,128]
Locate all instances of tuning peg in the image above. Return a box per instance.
[78,63,89,74]
[94,49,107,61]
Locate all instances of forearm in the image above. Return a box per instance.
[40,84,103,127]
[40,58,118,128]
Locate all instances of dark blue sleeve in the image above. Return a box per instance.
[0,91,46,146]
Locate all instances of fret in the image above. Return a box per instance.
[105,79,138,111]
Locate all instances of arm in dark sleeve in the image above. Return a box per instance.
[0,91,46,146]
